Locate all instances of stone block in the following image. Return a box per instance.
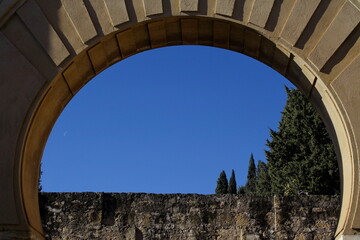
[143,0,163,16]
[17,0,69,65]
[0,31,45,226]
[248,0,275,28]
[244,29,261,58]
[213,21,230,49]
[180,0,198,12]
[280,0,321,46]
[63,52,95,94]
[61,0,97,43]
[133,24,151,51]
[116,29,137,57]
[88,42,108,73]
[215,0,236,17]
[104,0,129,26]
[308,1,360,70]
[148,21,167,48]
[181,18,198,44]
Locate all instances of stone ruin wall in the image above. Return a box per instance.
[39,193,340,240]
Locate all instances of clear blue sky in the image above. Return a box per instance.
[41,45,294,194]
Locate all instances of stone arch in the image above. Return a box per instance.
[0,0,358,239]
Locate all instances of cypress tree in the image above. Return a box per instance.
[228,169,237,194]
[245,154,257,195]
[255,160,271,196]
[215,170,228,194]
[237,186,246,195]
[266,87,340,195]
[38,162,43,192]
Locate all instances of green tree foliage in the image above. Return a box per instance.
[266,87,340,195]
[237,186,246,194]
[38,162,43,192]
[255,160,271,196]
[215,170,228,194]
[245,154,257,195]
[228,169,237,194]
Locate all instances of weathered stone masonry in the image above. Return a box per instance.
[39,193,340,240]
[1,0,359,238]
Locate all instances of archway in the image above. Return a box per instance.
[40,45,296,194]
[0,1,359,239]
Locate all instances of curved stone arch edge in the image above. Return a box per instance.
[13,17,356,239]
